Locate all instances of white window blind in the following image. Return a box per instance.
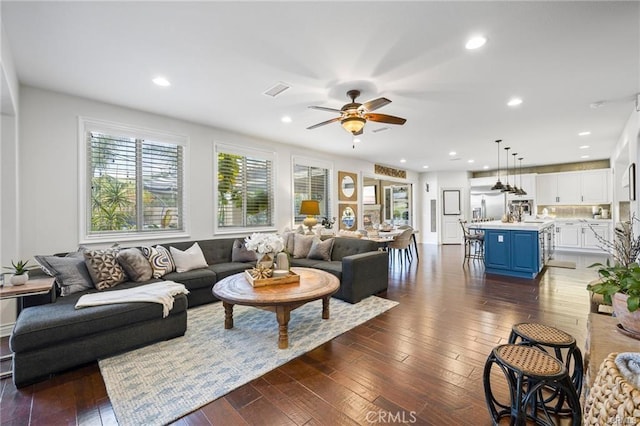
[87,131,184,235]
[293,162,330,223]
[217,148,274,228]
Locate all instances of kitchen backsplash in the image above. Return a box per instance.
[536,204,611,219]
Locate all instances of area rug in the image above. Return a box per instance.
[99,296,398,426]
[546,259,577,269]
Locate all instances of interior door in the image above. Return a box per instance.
[441,188,462,244]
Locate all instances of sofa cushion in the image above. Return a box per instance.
[208,262,253,281]
[307,237,334,261]
[163,268,216,291]
[141,245,175,278]
[231,239,258,262]
[10,281,185,353]
[289,258,324,268]
[293,234,315,258]
[84,248,127,290]
[168,239,236,265]
[34,251,93,296]
[307,261,343,280]
[331,237,378,260]
[117,248,153,282]
[170,242,208,273]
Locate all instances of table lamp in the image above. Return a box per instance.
[299,200,320,234]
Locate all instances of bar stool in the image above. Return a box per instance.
[483,344,581,426]
[508,322,584,413]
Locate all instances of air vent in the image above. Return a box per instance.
[372,127,390,133]
[263,82,291,97]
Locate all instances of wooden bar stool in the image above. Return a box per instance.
[508,322,584,414]
[483,344,581,426]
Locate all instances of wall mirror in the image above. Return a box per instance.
[338,171,357,202]
[339,204,357,230]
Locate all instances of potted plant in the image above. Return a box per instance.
[3,259,32,286]
[587,219,640,334]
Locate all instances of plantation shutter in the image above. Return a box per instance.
[216,146,274,228]
[87,131,184,234]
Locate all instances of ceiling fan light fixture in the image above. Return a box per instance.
[341,116,366,134]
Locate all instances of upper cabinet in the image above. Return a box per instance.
[536,169,610,205]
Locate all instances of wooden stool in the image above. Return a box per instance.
[483,344,581,425]
[508,322,584,413]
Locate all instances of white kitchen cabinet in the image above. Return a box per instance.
[507,173,537,200]
[555,222,581,248]
[555,221,611,251]
[536,169,610,205]
[581,169,610,204]
[582,223,610,250]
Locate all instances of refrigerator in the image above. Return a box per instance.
[470,188,505,220]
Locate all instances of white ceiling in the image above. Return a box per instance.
[2,1,639,172]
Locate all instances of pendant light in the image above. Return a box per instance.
[511,152,519,194]
[517,157,528,195]
[491,139,504,190]
[501,147,514,192]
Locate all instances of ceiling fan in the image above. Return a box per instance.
[307,90,407,135]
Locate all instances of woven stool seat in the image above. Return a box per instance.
[483,344,581,426]
[511,323,576,347]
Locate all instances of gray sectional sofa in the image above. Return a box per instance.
[10,236,388,387]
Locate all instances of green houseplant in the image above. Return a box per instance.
[587,219,640,333]
[3,259,32,286]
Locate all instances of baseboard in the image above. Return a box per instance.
[0,323,15,338]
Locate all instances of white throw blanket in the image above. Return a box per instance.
[615,352,640,389]
[75,281,189,317]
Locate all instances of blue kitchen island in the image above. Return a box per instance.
[470,220,555,279]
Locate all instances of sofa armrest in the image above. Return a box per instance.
[339,251,389,303]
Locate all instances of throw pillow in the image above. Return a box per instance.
[282,231,295,255]
[84,248,127,290]
[34,250,93,296]
[307,237,334,261]
[141,245,175,278]
[293,233,315,258]
[170,242,208,273]
[231,239,258,263]
[117,248,153,282]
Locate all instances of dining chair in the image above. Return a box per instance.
[459,220,484,265]
[387,228,414,266]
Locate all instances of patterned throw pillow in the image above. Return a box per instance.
[141,245,175,278]
[84,248,127,290]
[307,237,334,261]
[117,248,153,282]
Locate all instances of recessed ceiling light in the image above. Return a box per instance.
[353,138,361,143]
[580,145,590,149]
[400,159,407,163]
[581,155,590,159]
[483,165,490,170]
[423,165,429,169]
[281,116,292,123]
[465,36,487,50]
[449,151,457,156]
[152,76,171,87]
[468,159,475,163]
[578,131,591,136]
[507,98,523,107]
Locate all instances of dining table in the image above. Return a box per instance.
[364,229,419,261]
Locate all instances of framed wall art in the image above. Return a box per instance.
[443,189,461,215]
[338,171,357,202]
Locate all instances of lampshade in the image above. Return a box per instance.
[299,199,320,216]
[341,116,366,134]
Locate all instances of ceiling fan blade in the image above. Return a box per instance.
[361,97,391,112]
[308,106,342,113]
[365,113,407,125]
[306,117,341,130]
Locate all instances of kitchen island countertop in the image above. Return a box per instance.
[469,219,555,232]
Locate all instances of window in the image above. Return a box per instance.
[293,157,331,224]
[216,144,275,229]
[80,118,186,241]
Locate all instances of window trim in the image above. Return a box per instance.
[78,117,190,244]
[291,155,333,228]
[213,142,278,235]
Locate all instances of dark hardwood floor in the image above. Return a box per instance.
[0,245,607,425]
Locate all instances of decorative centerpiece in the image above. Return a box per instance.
[243,233,299,287]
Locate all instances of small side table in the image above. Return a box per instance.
[0,276,55,379]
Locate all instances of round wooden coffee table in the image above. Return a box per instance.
[212,267,340,349]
